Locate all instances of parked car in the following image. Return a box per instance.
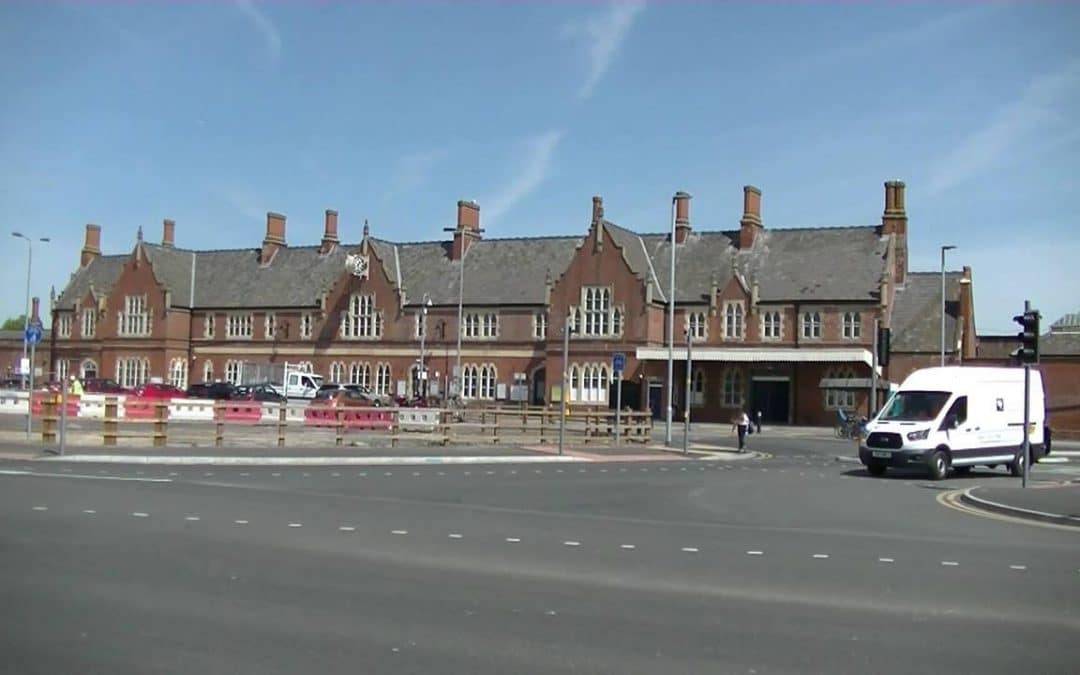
[233,382,286,403]
[132,383,187,399]
[0,376,24,389]
[315,383,391,406]
[186,381,238,400]
[83,377,129,394]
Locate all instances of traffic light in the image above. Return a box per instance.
[876,326,891,367]
[1011,309,1040,364]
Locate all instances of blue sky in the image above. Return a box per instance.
[1,1,1077,334]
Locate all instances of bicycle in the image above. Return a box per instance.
[835,410,867,440]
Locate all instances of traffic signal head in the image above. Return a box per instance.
[1011,310,1040,364]
[876,325,891,367]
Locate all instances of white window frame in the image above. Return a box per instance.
[56,359,69,382]
[300,313,313,340]
[264,313,276,340]
[479,364,497,400]
[226,313,253,339]
[464,312,498,339]
[204,315,215,339]
[81,308,96,338]
[721,368,743,407]
[723,302,744,340]
[341,292,382,340]
[349,362,371,388]
[761,310,782,340]
[118,295,151,337]
[329,362,345,383]
[80,359,98,379]
[415,313,427,340]
[577,286,620,338]
[56,313,72,339]
[686,311,707,340]
[115,357,150,388]
[533,312,547,340]
[168,357,188,390]
[842,311,861,340]
[202,360,213,383]
[375,363,391,395]
[224,360,243,384]
[801,311,822,340]
[569,363,609,403]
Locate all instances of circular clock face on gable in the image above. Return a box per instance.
[346,253,370,279]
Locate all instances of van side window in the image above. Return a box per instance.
[941,396,967,429]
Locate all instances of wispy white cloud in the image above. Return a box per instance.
[563,1,646,101]
[234,0,282,61]
[383,148,448,201]
[483,131,565,225]
[927,58,1080,196]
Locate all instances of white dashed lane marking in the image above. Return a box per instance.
[879,557,895,564]
[506,537,521,543]
[448,533,463,539]
[83,509,96,514]
[185,516,200,521]
[132,512,149,518]
[234,520,249,525]
[813,554,829,559]
[391,530,408,535]
[1010,565,1027,571]
[564,541,581,547]
[339,526,356,532]
[620,544,636,550]
[32,506,48,511]
[941,561,959,567]
[288,523,302,528]
[681,547,699,553]
[746,550,764,556]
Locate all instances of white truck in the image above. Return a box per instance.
[281,369,324,400]
[859,366,1049,480]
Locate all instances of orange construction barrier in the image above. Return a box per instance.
[220,401,262,424]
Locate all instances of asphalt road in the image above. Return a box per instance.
[2,446,1077,674]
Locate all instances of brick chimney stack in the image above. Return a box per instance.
[31,296,41,325]
[80,224,101,267]
[880,180,908,285]
[320,209,339,254]
[674,191,692,243]
[592,195,604,223]
[261,212,287,264]
[450,200,481,261]
[739,185,763,249]
[162,219,175,248]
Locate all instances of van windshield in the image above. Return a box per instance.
[878,390,951,422]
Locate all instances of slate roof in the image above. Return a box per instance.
[889,272,962,352]
[55,255,126,310]
[1044,311,1080,356]
[1050,312,1080,331]
[395,235,582,305]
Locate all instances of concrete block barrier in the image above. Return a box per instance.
[397,408,439,432]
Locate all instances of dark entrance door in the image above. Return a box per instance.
[531,369,546,405]
[751,379,790,424]
[648,382,663,419]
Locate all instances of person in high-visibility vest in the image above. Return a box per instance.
[69,375,84,396]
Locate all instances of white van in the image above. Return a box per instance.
[282,371,324,399]
[859,366,1048,480]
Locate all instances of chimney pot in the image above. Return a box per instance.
[881,180,909,285]
[80,224,102,267]
[162,219,175,248]
[592,195,604,223]
[262,212,287,263]
[452,199,481,261]
[320,209,339,254]
[674,191,692,243]
[739,185,763,249]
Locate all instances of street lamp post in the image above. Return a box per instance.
[559,314,575,456]
[12,233,49,387]
[444,226,482,399]
[418,293,431,399]
[940,245,956,367]
[665,195,676,446]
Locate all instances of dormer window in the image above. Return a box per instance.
[687,311,707,340]
[723,302,744,340]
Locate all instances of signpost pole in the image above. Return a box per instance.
[871,318,879,418]
[1022,301,1031,488]
[27,338,36,439]
[615,370,622,447]
[683,332,692,455]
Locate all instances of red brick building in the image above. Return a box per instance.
[45,180,976,425]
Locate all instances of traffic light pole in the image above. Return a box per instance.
[870,318,879,418]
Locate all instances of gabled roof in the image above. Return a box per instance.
[55,255,126,310]
[890,272,962,352]
[396,235,582,306]
[1050,312,1080,332]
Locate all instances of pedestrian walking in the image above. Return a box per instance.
[731,410,750,452]
[755,410,762,434]
[69,375,84,396]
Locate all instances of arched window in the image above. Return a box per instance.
[724,303,744,339]
[801,311,822,339]
[462,365,478,399]
[761,311,782,339]
[375,364,392,395]
[203,360,213,382]
[569,365,580,402]
[81,359,99,379]
[842,312,861,339]
[612,307,623,336]
[56,359,69,382]
[168,358,188,390]
[479,364,496,400]
[224,360,243,384]
[722,368,743,407]
[330,362,344,383]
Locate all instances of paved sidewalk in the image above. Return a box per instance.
[961,482,1080,528]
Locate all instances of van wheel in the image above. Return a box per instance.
[1009,450,1026,477]
[867,462,886,477]
[927,450,950,481]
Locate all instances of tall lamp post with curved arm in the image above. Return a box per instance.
[418,293,432,399]
[12,233,50,389]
